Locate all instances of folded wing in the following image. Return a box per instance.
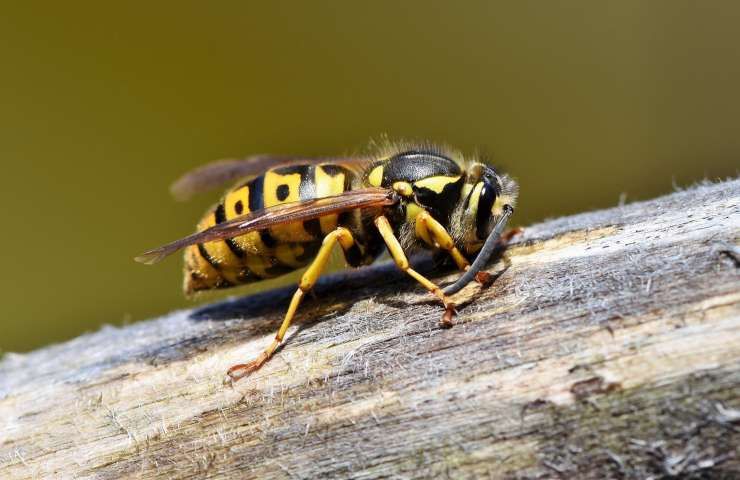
[170,155,369,201]
[136,188,395,265]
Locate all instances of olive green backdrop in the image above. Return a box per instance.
[2,1,738,352]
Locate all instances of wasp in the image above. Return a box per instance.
[136,141,518,381]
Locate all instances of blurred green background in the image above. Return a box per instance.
[2,1,738,353]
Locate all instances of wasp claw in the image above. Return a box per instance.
[440,303,457,328]
[226,364,254,382]
[227,353,268,382]
[474,271,493,286]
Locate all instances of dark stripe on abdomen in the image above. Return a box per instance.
[264,257,298,277]
[215,203,246,258]
[319,164,345,177]
[303,219,322,238]
[249,174,277,248]
[197,243,227,282]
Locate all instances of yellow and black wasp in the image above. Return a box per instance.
[136,141,518,380]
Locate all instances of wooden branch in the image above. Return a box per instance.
[2,179,739,479]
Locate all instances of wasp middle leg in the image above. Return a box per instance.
[419,210,523,286]
[227,227,357,381]
[374,215,457,327]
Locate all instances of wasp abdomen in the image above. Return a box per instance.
[184,164,356,294]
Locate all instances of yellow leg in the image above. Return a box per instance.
[417,211,516,286]
[227,227,356,381]
[416,211,493,285]
[416,211,470,271]
[374,215,457,327]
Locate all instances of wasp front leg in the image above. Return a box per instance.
[227,227,357,381]
[415,211,493,285]
[374,215,457,327]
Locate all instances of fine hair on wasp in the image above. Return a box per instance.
[136,140,519,381]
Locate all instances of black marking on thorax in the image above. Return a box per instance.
[377,151,465,224]
[412,176,466,222]
[380,151,461,187]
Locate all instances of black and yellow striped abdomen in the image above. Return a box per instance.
[184,164,355,294]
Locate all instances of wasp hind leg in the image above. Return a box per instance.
[374,215,457,328]
[227,227,357,381]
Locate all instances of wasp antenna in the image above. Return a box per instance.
[443,205,513,295]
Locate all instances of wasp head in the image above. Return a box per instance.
[452,164,518,254]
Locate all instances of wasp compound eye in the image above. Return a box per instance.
[476,180,498,239]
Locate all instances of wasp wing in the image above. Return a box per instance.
[170,155,370,201]
[136,187,394,265]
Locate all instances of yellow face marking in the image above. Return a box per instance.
[393,181,413,197]
[460,183,473,202]
[414,175,461,193]
[493,194,514,217]
[467,182,484,214]
[367,165,384,187]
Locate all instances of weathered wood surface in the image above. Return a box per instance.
[1,179,739,479]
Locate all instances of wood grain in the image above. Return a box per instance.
[1,179,739,479]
